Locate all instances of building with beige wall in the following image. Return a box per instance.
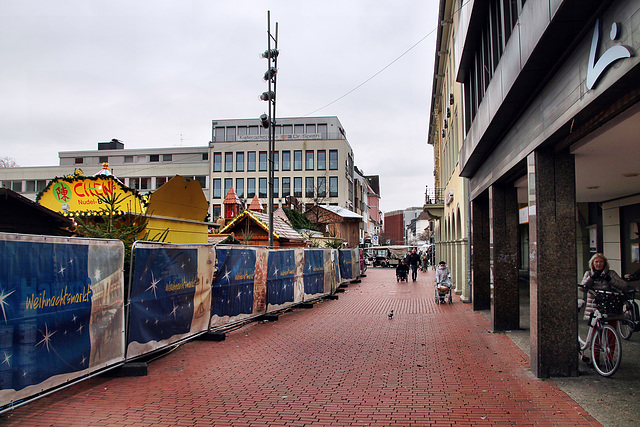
[427,0,471,302]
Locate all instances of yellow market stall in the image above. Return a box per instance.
[37,166,212,244]
[37,167,144,217]
[144,175,210,244]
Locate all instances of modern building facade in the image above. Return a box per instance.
[455,0,640,377]
[427,0,471,302]
[208,117,356,222]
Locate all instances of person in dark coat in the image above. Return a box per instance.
[406,248,421,282]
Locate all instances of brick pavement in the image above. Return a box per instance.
[0,267,600,426]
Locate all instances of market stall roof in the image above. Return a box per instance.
[248,194,263,212]
[0,188,74,236]
[316,204,362,219]
[219,210,304,242]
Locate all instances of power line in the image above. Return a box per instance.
[304,28,437,117]
[304,0,470,117]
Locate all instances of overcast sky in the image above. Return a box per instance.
[0,0,437,213]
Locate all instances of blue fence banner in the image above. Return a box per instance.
[0,233,125,409]
[338,249,353,282]
[127,243,214,359]
[303,249,325,298]
[1,238,345,409]
[209,247,261,328]
[267,249,295,308]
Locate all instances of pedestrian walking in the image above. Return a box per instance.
[407,248,420,282]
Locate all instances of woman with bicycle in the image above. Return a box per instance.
[581,253,628,320]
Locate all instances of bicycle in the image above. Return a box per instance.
[618,287,640,340]
[577,285,624,377]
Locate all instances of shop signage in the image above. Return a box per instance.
[519,206,529,224]
[237,133,321,141]
[39,176,143,214]
[586,18,632,90]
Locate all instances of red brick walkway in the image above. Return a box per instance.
[0,268,600,426]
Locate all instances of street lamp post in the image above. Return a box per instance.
[260,10,278,247]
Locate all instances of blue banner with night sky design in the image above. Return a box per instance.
[338,249,353,282]
[0,233,125,409]
[267,249,296,308]
[303,249,325,297]
[127,243,213,359]
[210,247,257,326]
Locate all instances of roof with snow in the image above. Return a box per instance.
[316,205,362,219]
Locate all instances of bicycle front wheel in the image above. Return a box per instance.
[591,324,622,377]
[618,301,635,340]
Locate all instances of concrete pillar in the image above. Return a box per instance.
[489,183,520,331]
[528,148,578,377]
[472,192,490,310]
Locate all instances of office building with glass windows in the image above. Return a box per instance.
[208,117,356,221]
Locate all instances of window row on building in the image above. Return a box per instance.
[212,149,339,173]
[3,175,208,194]
[67,152,209,167]
[127,176,207,191]
[213,123,331,142]
[2,179,49,194]
[463,0,526,130]
[211,176,339,200]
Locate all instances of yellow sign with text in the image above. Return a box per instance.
[39,177,144,214]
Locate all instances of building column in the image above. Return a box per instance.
[472,192,490,310]
[528,148,578,377]
[489,183,519,331]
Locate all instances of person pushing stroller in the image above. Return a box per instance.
[435,261,452,303]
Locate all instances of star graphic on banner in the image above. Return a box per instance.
[273,267,279,277]
[58,265,66,275]
[222,267,231,283]
[0,288,15,324]
[236,291,243,300]
[170,302,179,319]
[80,355,87,367]
[72,314,77,323]
[2,351,11,367]
[36,323,56,353]
[181,262,186,269]
[154,318,159,325]
[77,323,84,334]
[146,271,160,298]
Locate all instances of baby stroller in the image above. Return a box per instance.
[435,277,453,304]
[396,264,409,282]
